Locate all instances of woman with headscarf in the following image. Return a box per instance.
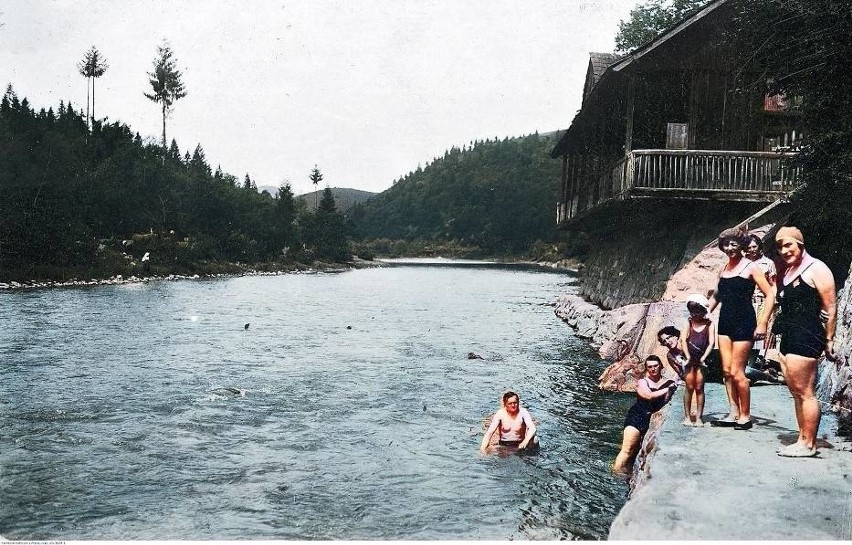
[708,228,775,430]
[773,226,837,457]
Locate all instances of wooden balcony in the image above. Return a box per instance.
[557,149,800,224]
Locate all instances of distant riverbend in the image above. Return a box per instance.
[1,262,632,540]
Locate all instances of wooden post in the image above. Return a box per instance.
[624,72,636,154]
[560,153,568,218]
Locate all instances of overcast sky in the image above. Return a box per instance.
[1,0,636,195]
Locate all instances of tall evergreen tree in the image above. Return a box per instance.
[77,46,108,130]
[319,186,337,213]
[168,138,181,162]
[275,183,298,252]
[309,165,323,210]
[144,41,187,152]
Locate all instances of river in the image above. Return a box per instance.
[0,261,633,540]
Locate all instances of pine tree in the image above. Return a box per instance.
[144,41,187,152]
[168,139,181,162]
[77,46,108,131]
[319,186,337,213]
[309,165,323,210]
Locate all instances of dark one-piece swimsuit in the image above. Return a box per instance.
[778,274,825,359]
[623,378,675,434]
[716,275,757,341]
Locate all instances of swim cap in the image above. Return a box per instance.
[775,226,804,246]
[686,293,711,313]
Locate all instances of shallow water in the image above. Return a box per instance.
[0,264,632,540]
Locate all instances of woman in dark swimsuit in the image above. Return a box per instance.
[774,226,837,457]
[708,228,775,430]
[612,356,677,474]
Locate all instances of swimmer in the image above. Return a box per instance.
[479,391,538,453]
[612,355,677,474]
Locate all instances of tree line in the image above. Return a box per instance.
[349,132,563,257]
[0,85,350,282]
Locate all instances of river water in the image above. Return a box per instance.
[0,261,633,540]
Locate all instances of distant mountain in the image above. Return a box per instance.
[297,187,376,212]
[350,132,563,253]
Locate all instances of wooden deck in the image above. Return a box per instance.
[557,149,800,224]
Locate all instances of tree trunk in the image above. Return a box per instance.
[85,77,90,132]
[92,77,96,126]
[162,102,167,150]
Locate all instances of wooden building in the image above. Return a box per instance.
[551,0,804,225]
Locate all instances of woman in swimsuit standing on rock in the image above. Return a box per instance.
[773,226,836,457]
[709,228,775,430]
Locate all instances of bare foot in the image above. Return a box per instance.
[682,418,693,426]
[777,443,817,457]
[694,418,704,427]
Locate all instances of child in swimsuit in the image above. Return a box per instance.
[679,294,716,426]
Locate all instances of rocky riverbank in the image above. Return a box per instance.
[0,259,380,291]
[554,221,852,539]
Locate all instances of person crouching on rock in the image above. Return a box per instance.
[773,226,837,458]
[480,391,538,454]
[612,356,677,474]
[679,294,716,427]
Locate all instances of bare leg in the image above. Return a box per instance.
[782,353,820,449]
[683,370,695,425]
[777,354,804,434]
[730,340,754,422]
[695,367,705,425]
[718,335,739,419]
[613,426,643,474]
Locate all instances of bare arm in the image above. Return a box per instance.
[679,325,690,357]
[751,263,776,336]
[708,292,719,313]
[636,378,671,401]
[811,262,837,359]
[480,412,501,453]
[702,322,716,363]
[517,410,537,449]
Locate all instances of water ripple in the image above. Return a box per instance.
[0,266,628,540]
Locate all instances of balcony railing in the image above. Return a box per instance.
[558,149,800,224]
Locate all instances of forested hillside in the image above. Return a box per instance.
[351,132,562,255]
[0,87,350,281]
[297,187,375,212]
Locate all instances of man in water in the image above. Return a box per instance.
[479,391,538,453]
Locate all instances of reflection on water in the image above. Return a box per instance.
[0,265,630,540]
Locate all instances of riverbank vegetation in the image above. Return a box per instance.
[0,86,351,282]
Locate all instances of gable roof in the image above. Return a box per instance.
[611,0,728,72]
[551,0,730,158]
[583,52,623,104]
